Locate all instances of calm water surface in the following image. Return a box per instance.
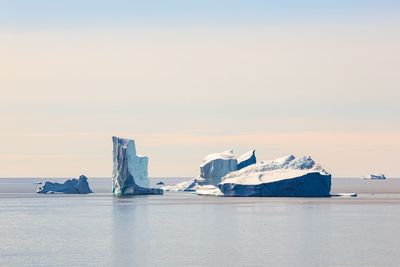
[1,178,400,267]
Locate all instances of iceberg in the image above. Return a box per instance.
[237,149,256,170]
[112,136,163,196]
[198,149,237,186]
[37,175,92,194]
[164,149,255,192]
[362,174,386,180]
[218,155,331,197]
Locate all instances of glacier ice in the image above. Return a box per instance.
[164,149,255,192]
[237,149,256,170]
[198,149,237,186]
[196,185,223,196]
[162,179,198,192]
[112,136,163,196]
[37,175,92,194]
[218,155,331,197]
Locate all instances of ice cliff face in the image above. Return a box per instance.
[219,155,331,197]
[112,136,163,195]
[237,150,257,170]
[37,175,92,194]
[199,150,238,186]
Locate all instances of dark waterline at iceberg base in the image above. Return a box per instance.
[1,178,400,266]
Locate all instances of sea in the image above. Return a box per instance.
[1,178,400,267]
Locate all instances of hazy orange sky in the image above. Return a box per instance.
[1,1,400,177]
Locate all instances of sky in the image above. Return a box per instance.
[1,0,400,178]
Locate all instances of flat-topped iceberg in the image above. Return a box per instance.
[37,175,92,194]
[112,136,163,196]
[219,155,331,197]
[362,174,386,180]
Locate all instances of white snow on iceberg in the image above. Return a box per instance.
[37,175,92,194]
[218,155,331,197]
[162,179,198,192]
[112,136,163,195]
[220,154,317,182]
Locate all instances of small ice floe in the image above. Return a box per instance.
[196,185,223,196]
[162,179,198,192]
[362,174,386,180]
[331,193,358,198]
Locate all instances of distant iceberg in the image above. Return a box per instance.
[219,155,331,197]
[37,175,92,194]
[112,136,163,196]
[362,174,386,180]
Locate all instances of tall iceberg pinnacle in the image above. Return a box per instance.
[112,136,163,196]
